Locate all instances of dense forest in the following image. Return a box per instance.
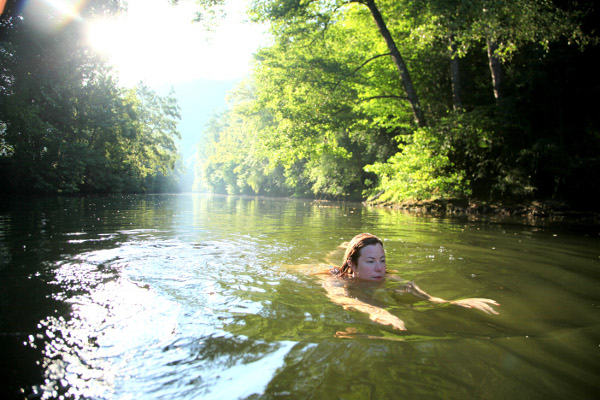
[1,1,599,210]
[195,0,600,210]
[0,0,183,194]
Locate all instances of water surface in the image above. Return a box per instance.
[1,194,599,399]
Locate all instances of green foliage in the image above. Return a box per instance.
[194,7,401,199]
[120,85,181,180]
[365,127,471,202]
[194,0,600,208]
[3,0,599,207]
[0,4,182,194]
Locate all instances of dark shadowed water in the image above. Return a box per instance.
[1,194,599,399]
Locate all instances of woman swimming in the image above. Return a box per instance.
[319,233,499,331]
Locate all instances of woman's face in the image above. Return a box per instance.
[349,243,386,281]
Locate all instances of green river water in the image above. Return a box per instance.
[1,194,599,399]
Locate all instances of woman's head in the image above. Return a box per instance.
[339,233,386,280]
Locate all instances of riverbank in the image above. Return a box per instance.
[363,198,600,227]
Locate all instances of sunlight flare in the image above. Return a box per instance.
[85,0,267,86]
[23,0,86,30]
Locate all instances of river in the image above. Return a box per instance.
[1,194,599,399]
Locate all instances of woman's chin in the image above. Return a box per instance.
[353,275,386,284]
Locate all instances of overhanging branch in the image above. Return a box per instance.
[332,52,392,93]
[358,95,407,102]
[352,53,392,74]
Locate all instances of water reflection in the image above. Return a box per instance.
[23,227,295,399]
[0,194,599,399]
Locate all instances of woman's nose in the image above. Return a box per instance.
[375,262,384,271]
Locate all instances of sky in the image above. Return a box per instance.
[81,0,269,185]
[86,0,266,86]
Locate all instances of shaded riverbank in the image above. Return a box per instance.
[364,198,600,228]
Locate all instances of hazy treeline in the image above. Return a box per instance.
[195,0,599,209]
[0,0,183,195]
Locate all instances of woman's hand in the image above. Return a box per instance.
[450,298,500,314]
[369,311,407,331]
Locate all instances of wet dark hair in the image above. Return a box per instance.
[337,233,384,277]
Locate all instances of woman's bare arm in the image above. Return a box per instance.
[322,279,406,330]
[396,280,499,315]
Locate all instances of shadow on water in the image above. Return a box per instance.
[1,194,599,399]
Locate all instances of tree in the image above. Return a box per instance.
[122,85,181,181]
[194,0,600,206]
[0,0,182,194]
[250,0,427,127]
[443,0,593,103]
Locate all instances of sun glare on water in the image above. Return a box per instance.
[85,0,266,86]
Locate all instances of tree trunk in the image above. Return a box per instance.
[363,0,427,127]
[486,37,504,102]
[449,37,463,110]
